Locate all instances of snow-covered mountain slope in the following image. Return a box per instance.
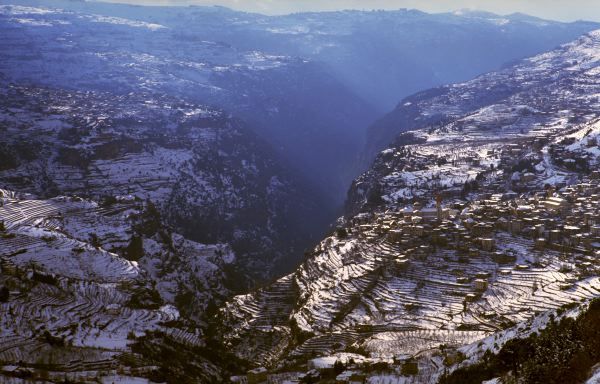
[221,173,600,382]
[264,9,599,112]
[0,189,237,382]
[0,3,378,201]
[6,1,599,112]
[2,1,598,206]
[350,26,600,219]
[0,79,327,280]
[218,32,600,382]
[364,28,600,163]
[2,3,600,382]
[2,2,598,200]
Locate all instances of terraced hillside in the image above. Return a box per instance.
[222,172,600,382]
[220,32,600,383]
[0,184,237,322]
[0,189,240,382]
[2,5,600,383]
[0,79,327,279]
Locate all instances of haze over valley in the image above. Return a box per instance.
[1,1,600,383]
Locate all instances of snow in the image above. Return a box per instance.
[482,379,501,384]
[10,17,53,26]
[86,14,166,30]
[0,5,59,15]
[266,25,310,35]
[101,376,151,384]
[1,3,600,381]
[587,365,600,384]
[159,304,180,320]
[309,353,366,369]
[0,196,142,282]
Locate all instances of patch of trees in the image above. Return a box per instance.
[135,201,162,237]
[101,195,118,207]
[58,127,83,144]
[0,144,18,171]
[32,271,58,286]
[440,299,600,384]
[41,330,65,347]
[92,138,143,160]
[332,293,362,324]
[559,137,577,145]
[128,330,248,383]
[220,263,249,293]
[174,290,195,313]
[89,233,101,248]
[125,236,144,261]
[391,132,428,148]
[366,182,385,206]
[56,146,90,168]
[127,286,163,310]
[336,227,348,239]
[461,180,479,196]
[12,141,41,162]
[574,157,590,173]
[511,158,536,173]
[0,286,9,302]
[401,358,419,376]
[40,235,56,243]
[289,317,315,346]
[331,276,380,325]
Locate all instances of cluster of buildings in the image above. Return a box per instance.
[344,177,600,296]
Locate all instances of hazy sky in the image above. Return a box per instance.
[103,0,600,22]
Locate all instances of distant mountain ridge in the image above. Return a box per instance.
[2,1,599,202]
[0,3,377,202]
